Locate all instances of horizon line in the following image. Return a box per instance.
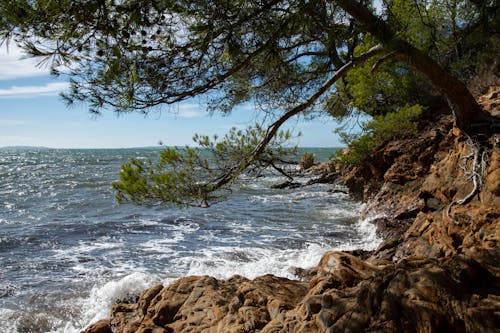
[1,145,345,150]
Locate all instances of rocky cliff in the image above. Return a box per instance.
[84,91,499,333]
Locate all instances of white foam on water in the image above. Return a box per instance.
[250,190,331,203]
[0,272,160,333]
[1,304,82,333]
[75,272,161,332]
[136,219,160,227]
[171,221,200,233]
[333,214,383,252]
[315,204,361,219]
[52,237,125,263]
[181,242,337,280]
[0,309,16,333]
[139,238,177,256]
[183,222,380,282]
[354,214,383,250]
[73,238,124,253]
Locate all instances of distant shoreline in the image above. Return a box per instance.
[1,145,344,150]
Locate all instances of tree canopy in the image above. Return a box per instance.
[1,0,498,206]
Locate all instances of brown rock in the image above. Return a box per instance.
[478,85,500,116]
[101,275,307,333]
[81,319,112,333]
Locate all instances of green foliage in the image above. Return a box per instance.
[336,133,377,165]
[0,1,492,118]
[0,0,346,115]
[299,152,315,170]
[366,104,424,141]
[337,104,424,164]
[385,0,499,87]
[324,35,436,120]
[325,0,498,121]
[113,124,298,206]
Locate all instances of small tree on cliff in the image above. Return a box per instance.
[1,0,497,206]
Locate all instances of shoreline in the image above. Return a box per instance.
[84,111,499,332]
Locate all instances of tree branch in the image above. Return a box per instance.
[371,50,398,72]
[210,43,384,191]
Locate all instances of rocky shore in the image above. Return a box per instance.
[84,91,499,333]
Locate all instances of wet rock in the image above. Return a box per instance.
[287,266,316,280]
[371,216,413,240]
[82,319,112,333]
[96,275,308,333]
[305,172,339,185]
[271,180,302,189]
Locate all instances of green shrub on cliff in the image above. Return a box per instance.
[338,104,424,164]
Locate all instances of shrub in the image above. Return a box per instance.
[337,104,424,164]
[300,152,315,170]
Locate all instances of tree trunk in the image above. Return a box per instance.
[335,0,498,137]
[393,45,494,136]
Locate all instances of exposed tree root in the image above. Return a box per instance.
[446,136,489,224]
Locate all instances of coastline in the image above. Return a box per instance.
[84,109,499,332]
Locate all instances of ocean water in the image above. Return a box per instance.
[0,147,380,333]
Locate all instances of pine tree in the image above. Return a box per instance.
[1,0,497,205]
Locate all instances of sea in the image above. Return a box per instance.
[0,147,380,333]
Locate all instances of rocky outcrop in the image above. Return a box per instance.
[84,110,499,332]
[478,86,500,116]
[84,275,308,333]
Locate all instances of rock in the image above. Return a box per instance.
[82,320,112,333]
[270,180,302,189]
[304,161,336,175]
[287,266,316,280]
[304,172,339,185]
[478,85,500,116]
[371,216,413,240]
[101,275,308,333]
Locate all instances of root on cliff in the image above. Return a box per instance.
[446,136,489,224]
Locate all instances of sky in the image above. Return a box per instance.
[0,43,344,149]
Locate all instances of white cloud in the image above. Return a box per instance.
[0,82,69,98]
[0,119,31,126]
[0,43,51,80]
[238,103,255,111]
[167,103,206,118]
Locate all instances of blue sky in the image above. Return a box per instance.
[0,44,344,148]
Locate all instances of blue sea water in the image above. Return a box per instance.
[0,147,380,332]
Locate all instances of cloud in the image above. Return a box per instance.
[0,44,51,80]
[0,119,32,126]
[0,82,70,98]
[238,103,255,111]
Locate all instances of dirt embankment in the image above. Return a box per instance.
[84,89,499,333]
